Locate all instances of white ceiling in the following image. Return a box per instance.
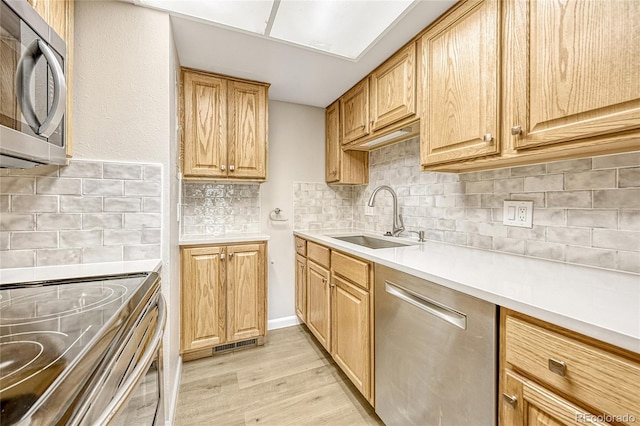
[167,1,457,107]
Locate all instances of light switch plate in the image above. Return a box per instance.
[503,200,533,228]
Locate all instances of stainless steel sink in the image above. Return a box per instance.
[332,235,413,249]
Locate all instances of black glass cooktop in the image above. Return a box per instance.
[0,273,157,425]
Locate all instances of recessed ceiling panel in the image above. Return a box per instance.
[270,0,415,59]
[137,0,274,34]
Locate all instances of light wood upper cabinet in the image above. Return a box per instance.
[306,260,331,351]
[181,246,226,352]
[325,100,369,184]
[420,0,500,166]
[341,79,370,144]
[228,80,268,179]
[181,241,268,359]
[505,0,640,150]
[370,43,416,132]
[182,68,269,181]
[182,71,227,178]
[295,253,307,322]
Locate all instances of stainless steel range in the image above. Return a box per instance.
[0,272,166,425]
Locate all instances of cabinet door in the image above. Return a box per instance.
[306,260,331,351]
[226,243,266,342]
[340,79,370,144]
[228,80,267,179]
[295,254,307,322]
[182,70,228,178]
[420,0,500,165]
[181,246,226,352]
[504,0,640,150]
[325,101,340,183]
[370,43,416,131]
[501,371,612,426]
[331,274,370,400]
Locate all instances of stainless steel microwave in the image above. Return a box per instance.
[0,0,67,168]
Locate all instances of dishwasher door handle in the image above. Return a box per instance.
[385,281,467,330]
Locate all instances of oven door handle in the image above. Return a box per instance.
[15,39,66,138]
[93,294,167,426]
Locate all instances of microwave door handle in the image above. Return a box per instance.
[36,40,66,138]
[15,39,41,134]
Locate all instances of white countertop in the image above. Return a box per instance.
[179,233,270,246]
[295,229,640,354]
[0,259,162,285]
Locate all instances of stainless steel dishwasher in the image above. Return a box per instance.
[375,265,497,426]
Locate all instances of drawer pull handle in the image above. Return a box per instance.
[502,393,517,408]
[548,358,566,376]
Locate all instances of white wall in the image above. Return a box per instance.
[261,101,325,322]
[73,1,181,422]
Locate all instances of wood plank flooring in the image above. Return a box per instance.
[174,325,383,425]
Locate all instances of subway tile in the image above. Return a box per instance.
[618,251,640,274]
[144,164,162,182]
[11,231,58,249]
[511,164,547,177]
[526,241,565,261]
[82,213,123,230]
[510,192,546,208]
[82,246,123,263]
[567,209,618,229]
[141,228,161,244]
[565,170,616,190]
[0,250,35,268]
[546,158,592,174]
[532,209,566,226]
[481,194,508,209]
[507,225,546,241]
[444,231,467,245]
[0,195,8,212]
[424,230,444,242]
[59,161,103,178]
[494,178,524,194]
[11,195,58,212]
[436,219,456,231]
[619,167,640,188]
[59,230,103,248]
[104,197,142,212]
[478,222,508,238]
[0,177,35,194]
[467,234,493,249]
[546,226,591,246]
[143,197,161,212]
[455,194,481,208]
[462,208,493,222]
[523,174,563,192]
[125,181,161,196]
[0,214,35,231]
[592,151,640,169]
[0,232,8,250]
[593,189,640,208]
[104,229,142,245]
[37,214,82,231]
[36,248,81,266]
[592,229,640,251]
[1,165,59,177]
[60,196,103,213]
[566,246,617,269]
[479,168,510,180]
[103,163,143,180]
[83,179,123,196]
[36,177,82,195]
[546,191,592,208]
[619,210,640,231]
[124,244,161,260]
[124,213,161,229]
[493,237,525,255]
[458,171,481,182]
[465,181,493,194]
[455,220,479,234]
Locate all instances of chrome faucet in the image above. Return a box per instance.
[367,185,405,237]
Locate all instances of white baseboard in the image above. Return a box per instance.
[165,356,182,426]
[268,315,301,330]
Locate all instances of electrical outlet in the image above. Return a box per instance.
[365,206,375,216]
[503,200,533,228]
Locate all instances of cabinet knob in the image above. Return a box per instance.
[229,165,235,171]
[511,125,523,135]
[330,282,336,288]
[502,393,517,408]
[548,358,566,377]
[221,165,226,171]
[322,278,327,285]
[482,133,493,142]
[220,253,225,260]
[229,252,234,259]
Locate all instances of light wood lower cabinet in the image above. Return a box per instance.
[295,237,374,405]
[181,242,267,359]
[500,310,640,426]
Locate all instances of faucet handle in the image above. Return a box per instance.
[409,230,426,242]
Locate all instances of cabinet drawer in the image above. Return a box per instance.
[307,242,330,269]
[295,237,307,256]
[505,315,640,421]
[331,251,369,290]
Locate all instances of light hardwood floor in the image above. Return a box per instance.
[174,325,383,425]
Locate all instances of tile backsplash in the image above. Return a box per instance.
[294,139,640,274]
[181,182,260,237]
[293,182,354,231]
[0,160,162,268]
